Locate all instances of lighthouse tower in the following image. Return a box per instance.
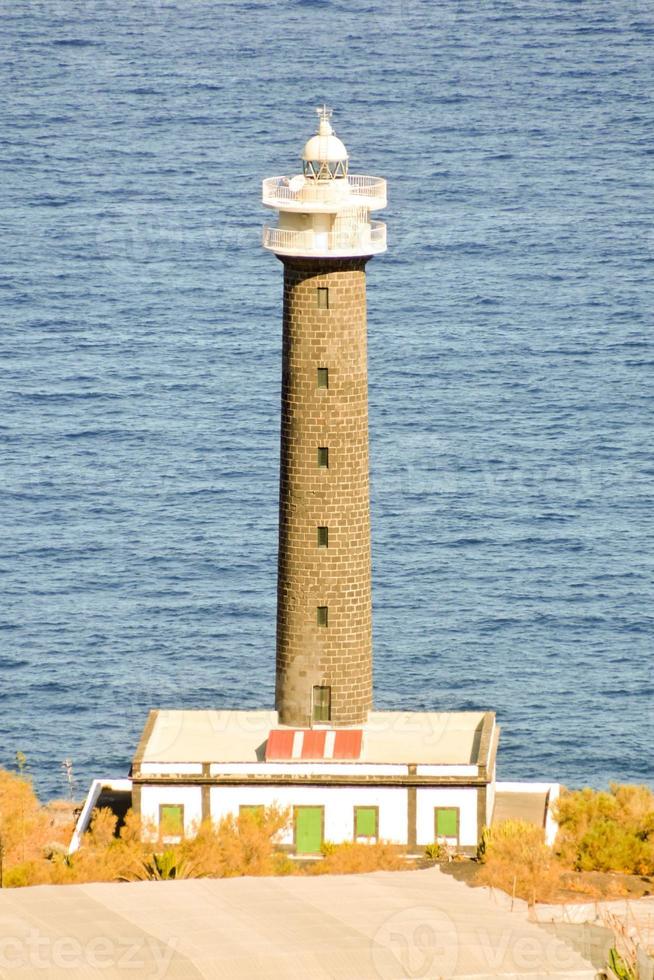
[262,107,387,728]
[127,108,500,860]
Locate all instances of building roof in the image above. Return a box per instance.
[134,709,496,769]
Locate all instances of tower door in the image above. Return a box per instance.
[295,806,324,854]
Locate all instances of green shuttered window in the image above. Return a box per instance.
[159,804,184,838]
[354,806,378,840]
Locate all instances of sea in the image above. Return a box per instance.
[1,0,652,801]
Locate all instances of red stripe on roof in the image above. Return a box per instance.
[266,729,363,761]
[265,730,295,760]
[301,730,327,759]
[333,730,363,759]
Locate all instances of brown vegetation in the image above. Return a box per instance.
[44,804,295,885]
[554,783,654,875]
[312,841,404,875]
[451,783,654,904]
[178,805,292,878]
[0,769,75,887]
[50,809,150,885]
[0,770,405,887]
[0,769,51,867]
[3,766,653,895]
[477,820,562,904]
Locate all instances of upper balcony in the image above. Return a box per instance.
[262,220,386,258]
[262,174,387,213]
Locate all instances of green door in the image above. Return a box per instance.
[435,807,459,843]
[295,807,323,854]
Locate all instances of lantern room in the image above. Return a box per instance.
[261,105,387,258]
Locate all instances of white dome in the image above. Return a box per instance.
[302,132,348,163]
[301,107,349,180]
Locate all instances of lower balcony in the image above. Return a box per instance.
[262,221,386,258]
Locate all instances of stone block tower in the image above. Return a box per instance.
[262,107,387,727]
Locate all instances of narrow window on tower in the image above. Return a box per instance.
[317,367,329,389]
[313,685,331,723]
[316,605,328,627]
[317,447,329,468]
[317,526,328,548]
[317,287,329,310]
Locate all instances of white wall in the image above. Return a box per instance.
[416,765,478,777]
[210,784,408,845]
[495,782,561,846]
[486,778,495,827]
[140,782,483,848]
[140,785,203,839]
[140,763,203,775]
[416,787,478,847]
[209,763,407,777]
[545,784,560,846]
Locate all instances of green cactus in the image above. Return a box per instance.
[137,850,196,880]
[608,947,636,980]
[477,825,492,862]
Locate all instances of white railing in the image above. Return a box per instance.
[262,226,314,251]
[369,220,386,244]
[262,221,386,255]
[347,175,387,198]
[262,174,386,207]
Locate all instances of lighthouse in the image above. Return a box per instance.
[262,106,387,727]
[125,110,504,859]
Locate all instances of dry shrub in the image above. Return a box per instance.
[477,819,561,905]
[180,805,291,878]
[56,807,120,884]
[40,804,291,885]
[3,860,54,888]
[575,819,651,875]
[560,871,629,900]
[59,808,151,884]
[0,769,51,869]
[555,784,654,874]
[0,769,82,886]
[309,841,404,875]
[271,851,296,876]
[42,800,78,850]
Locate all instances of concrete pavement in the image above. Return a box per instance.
[0,867,597,978]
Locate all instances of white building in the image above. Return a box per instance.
[131,709,499,854]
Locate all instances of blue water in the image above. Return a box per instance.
[1,0,652,800]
